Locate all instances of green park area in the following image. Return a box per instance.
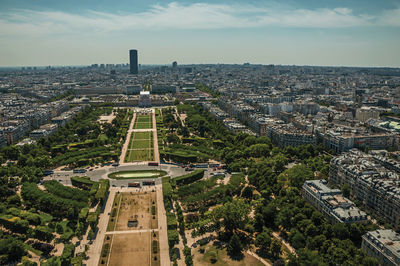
[108,170,167,179]
[125,131,154,162]
[134,114,153,129]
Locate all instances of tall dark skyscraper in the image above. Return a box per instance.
[129,49,138,74]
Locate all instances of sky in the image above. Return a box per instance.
[0,0,400,67]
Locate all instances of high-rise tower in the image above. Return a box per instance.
[129,49,138,74]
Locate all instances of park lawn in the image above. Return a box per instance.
[128,131,153,149]
[132,131,152,140]
[125,149,154,162]
[134,122,153,129]
[136,115,152,123]
[130,140,153,149]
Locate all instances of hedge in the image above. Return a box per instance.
[152,240,158,254]
[162,177,173,212]
[43,180,89,203]
[79,207,89,221]
[21,183,84,219]
[27,227,54,242]
[167,230,179,248]
[60,243,75,265]
[71,176,95,190]
[167,213,177,230]
[95,179,109,203]
[173,170,205,186]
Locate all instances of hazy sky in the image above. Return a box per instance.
[0,0,400,67]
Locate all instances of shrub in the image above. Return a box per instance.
[173,170,205,186]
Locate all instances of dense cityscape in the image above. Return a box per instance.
[0,50,399,266]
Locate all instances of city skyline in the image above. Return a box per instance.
[0,0,400,67]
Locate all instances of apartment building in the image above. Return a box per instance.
[0,131,7,148]
[330,149,400,228]
[319,127,397,153]
[0,120,29,145]
[362,229,400,266]
[29,124,58,139]
[267,123,316,148]
[302,179,367,224]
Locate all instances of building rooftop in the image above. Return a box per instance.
[364,229,400,263]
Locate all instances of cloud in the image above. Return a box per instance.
[0,2,398,37]
[378,8,400,27]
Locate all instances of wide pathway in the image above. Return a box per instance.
[152,110,160,163]
[119,111,136,165]
[156,183,170,266]
[85,188,116,266]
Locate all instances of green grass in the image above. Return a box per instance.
[134,115,153,129]
[129,131,152,142]
[125,131,154,162]
[134,122,153,129]
[106,193,121,231]
[136,115,151,123]
[108,170,167,179]
[126,149,154,162]
[130,140,153,149]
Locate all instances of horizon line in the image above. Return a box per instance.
[1,63,400,69]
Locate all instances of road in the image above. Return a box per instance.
[43,163,224,187]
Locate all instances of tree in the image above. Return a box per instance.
[6,194,21,207]
[270,239,281,259]
[308,235,326,251]
[227,234,243,258]
[284,164,314,188]
[88,228,95,240]
[255,231,271,254]
[332,223,349,240]
[241,186,253,199]
[341,184,351,198]
[2,145,20,160]
[178,127,190,137]
[362,256,379,266]
[166,134,180,144]
[0,238,26,263]
[273,259,285,266]
[215,199,250,233]
[56,223,64,234]
[247,144,270,158]
[275,207,293,229]
[291,230,306,249]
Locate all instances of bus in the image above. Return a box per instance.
[142,180,155,186]
[148,162,159,166]
[73,169,87,174]
[43,170,54,176]
[128,182,141,187]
